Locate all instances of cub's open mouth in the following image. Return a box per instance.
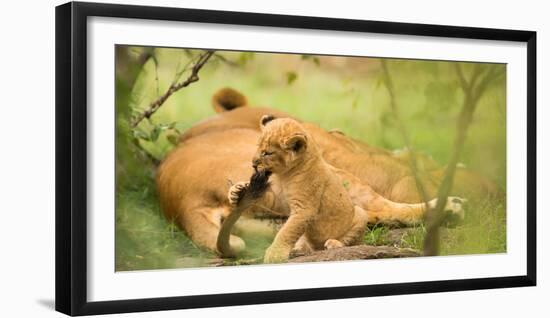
[252,165,272,178]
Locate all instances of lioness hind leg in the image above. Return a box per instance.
[339,206,370,246]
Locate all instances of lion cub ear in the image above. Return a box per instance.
[284,134,307,153]
[259,115,276,130]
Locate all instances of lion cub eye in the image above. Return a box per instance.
[261,151,273,157]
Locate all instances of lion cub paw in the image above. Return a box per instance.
[264,245,290,264]
[324,239,345,250]
[228,181,249,206]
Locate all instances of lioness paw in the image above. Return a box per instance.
[429,196,466,226]
[227,181,249,206]
[443,196,466,220]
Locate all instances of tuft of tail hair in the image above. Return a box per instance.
[212,87,248,113]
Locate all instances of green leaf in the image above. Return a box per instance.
[301,54,320,66]
[145,122,179,143]
[150,126,161,142]
[286,71,297,85]
[238,52,255,66]
[158,122,177,130]
[342,180,350,190]
[312,57,320,67]
[132,129,150,141]
[166,134,179,146]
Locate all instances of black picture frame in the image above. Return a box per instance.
[55,1,537,316]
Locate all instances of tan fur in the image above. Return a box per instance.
[247,117,368,263]
[156,88,494,255]
[212,87,248,113]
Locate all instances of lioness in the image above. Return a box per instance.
[157,88,495,255]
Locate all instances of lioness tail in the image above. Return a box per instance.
[212,87,248,113]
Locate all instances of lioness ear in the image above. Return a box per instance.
[259,115,276,131]
[284,134,307,153]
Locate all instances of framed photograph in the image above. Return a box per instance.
[55,1,536,316]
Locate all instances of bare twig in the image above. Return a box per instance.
[152,53,160,98]
[213,53,240,67]
[380,60,431,208]
[130,50,215,128]
[455,63,469,91]
[423,63,502,256]
[171,52,200,86]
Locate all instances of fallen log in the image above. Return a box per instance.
[289,245,421,263]
[211,245,421,266]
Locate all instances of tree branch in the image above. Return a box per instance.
[130,50,215,128]
[380,60,431,207]
[213,53,240,67]
[423,63,500,256]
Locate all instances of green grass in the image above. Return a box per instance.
[115,48,507,271]
[363,224,391,246]
[365,199,507,255]
[115,188,215,271]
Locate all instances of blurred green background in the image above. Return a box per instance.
[115,47,506,271]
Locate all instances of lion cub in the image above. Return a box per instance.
[241,115,369,263]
